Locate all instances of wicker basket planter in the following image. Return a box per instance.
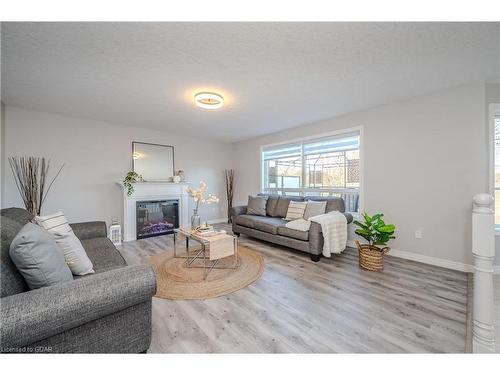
[356,240,390,271]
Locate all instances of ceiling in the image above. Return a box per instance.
[2,22,499,142]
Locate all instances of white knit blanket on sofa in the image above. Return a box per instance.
[310,211,347,257]
[285,211,347,257]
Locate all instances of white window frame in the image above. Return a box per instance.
[260,126,364,212]
[489,103,500,233]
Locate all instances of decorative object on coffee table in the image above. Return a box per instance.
[8,156,64,216]
[186,181,219,229]
[123,171,144,196]
[174,227,238,280]
[353,212,396,271]
[224,169,235,223]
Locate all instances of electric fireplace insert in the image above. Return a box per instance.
[136,199,179,239]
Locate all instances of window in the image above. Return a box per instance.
[261,131,361,211]
[494,115,500,227]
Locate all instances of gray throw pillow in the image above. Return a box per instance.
[304,201,327,220]
[9,223,73,290]
[274,197,291,218]
[266,196,280,217]
[247,195,268,216]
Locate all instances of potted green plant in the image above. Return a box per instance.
[123,171,144,196]
[353,212,396,271]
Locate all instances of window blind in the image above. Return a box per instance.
[262,143,301,161]
[303,133,359,156]
[262,132,359,161]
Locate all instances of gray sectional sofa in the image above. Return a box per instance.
[0,207,156,353]
[231,194,353,262]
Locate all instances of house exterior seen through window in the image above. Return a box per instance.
[261,131,361,212]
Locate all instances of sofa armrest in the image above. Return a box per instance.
[70,221,107,240]
[343,212,353,224]
[309,214,351,254]
[0,265,156,349]
[308,222,324,255]
[230,205,247,218]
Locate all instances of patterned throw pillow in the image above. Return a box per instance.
[285,201,307,221]
[35,211,95,276]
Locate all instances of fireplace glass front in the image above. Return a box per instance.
[136,200,179,239]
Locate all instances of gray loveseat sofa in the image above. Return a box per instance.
[231,194,353,262]
[0,207,156,353]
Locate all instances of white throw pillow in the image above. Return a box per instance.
[304,201,327,220]
[35,212,95,276]
[285,201,307,221]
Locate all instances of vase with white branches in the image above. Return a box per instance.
[186,181,219,229]
[8,156,64,216]
[224,169,235,223]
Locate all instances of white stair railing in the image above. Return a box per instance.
[472,193,496,353]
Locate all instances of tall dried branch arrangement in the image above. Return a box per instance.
[8,156,64,216]
[224,169,235,223]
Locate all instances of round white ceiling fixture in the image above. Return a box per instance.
[194,92,224,109]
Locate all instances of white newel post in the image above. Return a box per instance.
[472,193,496,353]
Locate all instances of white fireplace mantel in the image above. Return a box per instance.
[118,181,190,242]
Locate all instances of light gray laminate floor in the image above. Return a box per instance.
[118,224,469,353]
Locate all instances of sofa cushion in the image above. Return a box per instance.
[252,216,287,235]
[247,195,268,216]
[274,196,304,218]
[278,226,309,241]
[265,195,281,217]
[10,223,74,290]
[1,207,34,226]
[305,196,345,213]
[0,216,29,297]
[234,214,257,229]
[80,237,126,273]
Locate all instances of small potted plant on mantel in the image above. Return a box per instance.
[353,212,396,271]
[123,171,144,196]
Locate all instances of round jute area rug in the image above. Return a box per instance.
[146,245,265,300]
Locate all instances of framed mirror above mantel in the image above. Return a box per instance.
[132,141,175,181]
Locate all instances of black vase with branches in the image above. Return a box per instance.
[224,169,235,223]
[8,156,64,216]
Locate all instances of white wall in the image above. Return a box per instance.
[233,84,488,267]
[2,106,232,226]
[0,101,5,206]
[487,83,500,266]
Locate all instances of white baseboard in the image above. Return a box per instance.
[346,240,473,273]
[207,218,228,225]
[347,240,357,248]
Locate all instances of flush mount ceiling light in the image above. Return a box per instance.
[194,92,224,109]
